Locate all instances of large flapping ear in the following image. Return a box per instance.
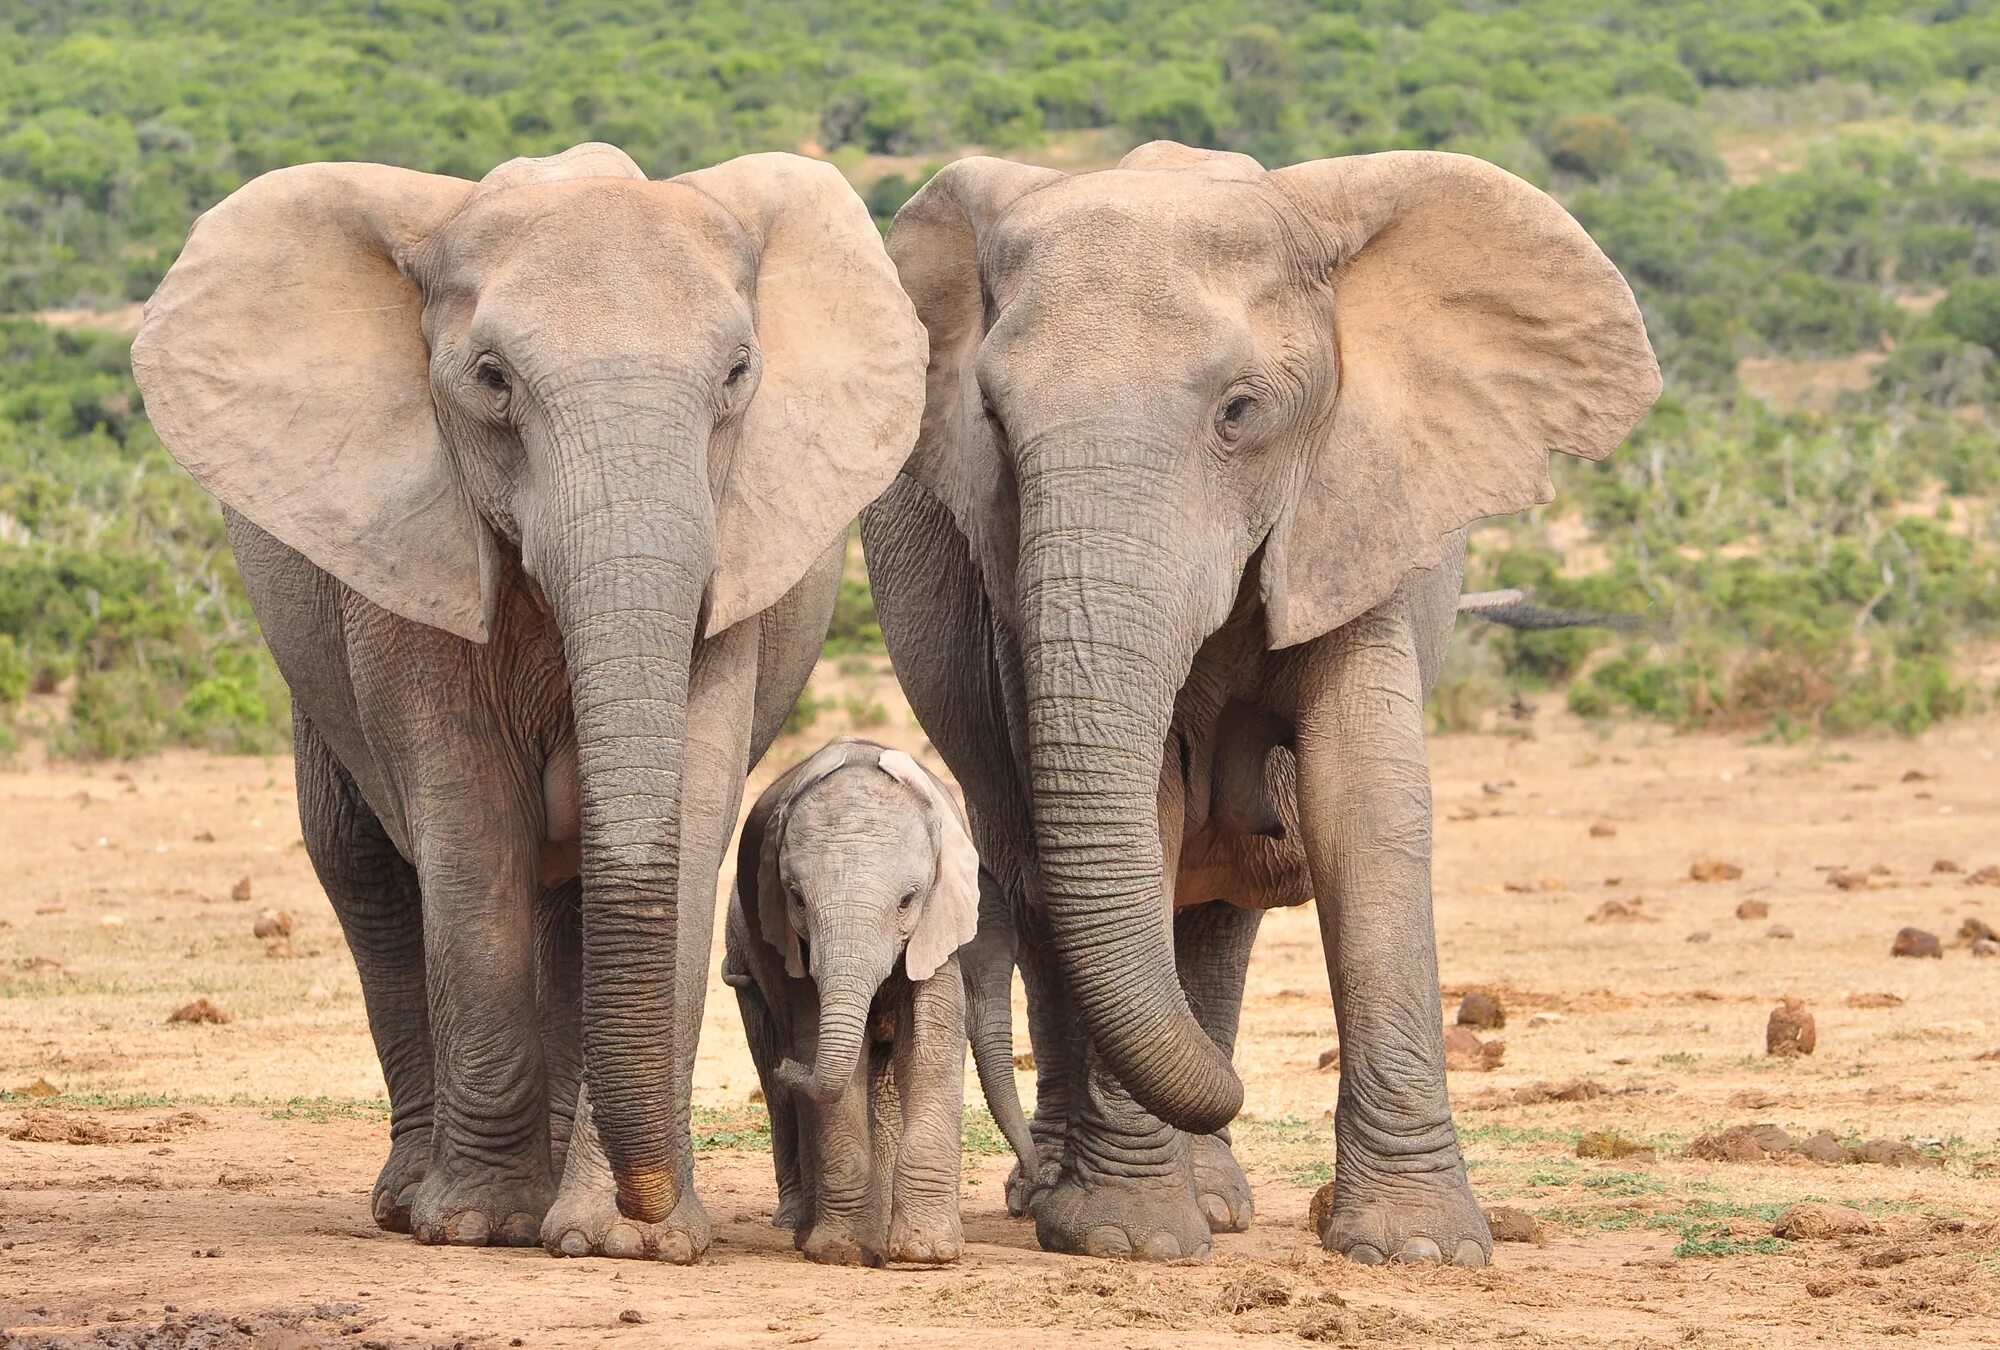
[132,163,494,641]
[671,154,928,637]
[751,742,857,980]
[1261,151,1662,649]
[878,749,979,982]
[884,157,1064,579]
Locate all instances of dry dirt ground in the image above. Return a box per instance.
[4,668,2000,1348]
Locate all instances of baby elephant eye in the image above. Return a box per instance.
[474,359,509,393]
[898,890,917,912]
[725,354,751,386]
[1218,394,1254,443]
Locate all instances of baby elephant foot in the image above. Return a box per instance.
[1035,1170,1212,1262]
[887,1203,962,1265]
[1319,1175,1491,1268]
[369,1128,430,1234]
[542,1183,711,1263]
[799,1217,883,1268]
[409,1169,550,1248]
[1189,1133,1254,1234]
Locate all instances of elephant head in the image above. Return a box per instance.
[133,144,926,1221]
[749,742,977,1105]
[887,142,1659,1134]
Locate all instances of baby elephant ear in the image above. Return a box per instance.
[879,750,978,982]
[751,742,856,980]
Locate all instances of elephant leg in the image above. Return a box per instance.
[1297,604,1489,1269]
[536,877,584,1177]
[405,776,552,1247]
[295,711,432,1234]
[798,1027,881,1267]
[734,970,806,1233]
[886,960,965,1264]
[542,621,759,1261]
[1175,899,1263,1234]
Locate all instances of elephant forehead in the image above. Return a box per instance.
[989,172,1290,287]
[787,771,931,851]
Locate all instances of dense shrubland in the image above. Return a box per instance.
[2,1,1998,752]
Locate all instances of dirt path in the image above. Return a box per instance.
[4,685,1999,1346]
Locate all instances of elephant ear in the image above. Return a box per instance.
[752,742,857,980]
[878,749,978,983]
[671,154,928,638]
[884,157,1065,586]
[1262,151,1661,649]
[132,163,493,641]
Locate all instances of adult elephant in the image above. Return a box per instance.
[133,143,925,1259]
[860,142,1658,1265]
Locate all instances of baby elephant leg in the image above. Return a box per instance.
[887,959,966,1264]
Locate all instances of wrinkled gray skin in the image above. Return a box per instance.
[722,740,1034,1265]
[862,142,1659,1264]
[131,143,924,1260]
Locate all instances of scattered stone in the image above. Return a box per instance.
[1576,1130,1656,1161]
[1892,927,1943,959]
[1685,930,1712,944]
[1859,1248,1912,1269]
[1773,1203,1874,1240]
[1793,1130,1846,1164]
[617,1309,646,1325]
[1686,1124,1795,1162]
[1901,769,1934,783]
[1727,1090,1779,1110]
[192,829,216,843]
[1484,1207,1543,1244]
[1443,1025,1506,1072]
[1845,1138,1942,1169]
[1508,1079,1606,1106]
[1690,859,1743,883]
[1307,1181,1336,1238]
[1974,938,2000,958]
[229,876,253,903]
[1455,990,1506,1030]
[1735,899,1769,920]
[252,909,293,940]
[1316,1046,1340,1072]
[1828,869,1871,891]
[1766,924,1795,940]
[1970,865,2000,887]
[168,997,230,1026]
[1933,859,1963,874]
[1959,917,1998,943]
[1527,1011,1564,1027]
[1845,991,1905,1009]
[1587,897,1655,924]
[1589,820,1618,838]
[1766,998,1816,1057]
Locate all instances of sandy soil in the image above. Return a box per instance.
[4,673,1999,1347]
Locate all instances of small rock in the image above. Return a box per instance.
[1845,991,1904,1009]
[229,876,253,903]
[1973,938,2000,958]
[1455,991,1506,1030]
[305,985,331,1004]
[1576,1130,1655,1161]
[100,914,125,929]
[1685,930,1711,944]
[1443,1025,1505,1072]
[1766,924,1795,940]
[1773,1202,1874,1240]
[1690,859,1743,883]
[1508,1078,1605,1105]
[1306,1180,1337,1237]
[168,997,230,1026]
[1766,998,1816,1057]
[618,1309,646,1325]
[1589,820,1618,838]
[1587,897,1654,924]
[1484,1207,1542,1244]
[262,938,299,959]
[1735,898,1769,920]
[192,830,216,843]
[1828,869,1871,891]
[1933,858,1963,874]
[252,909,292,940]
[1727,1090,1779,1109]
[1969,865,2000,887]
[1686,1123,1794,1162]
[1527,1011,1564,1027]
[1793,1130,1846,1164]
[1845,1138,1941,1169]
[1316,1046,1340,1072]
[1901,769,1934,783]
[1892,927,1942,959]
[1959,917,1998,943]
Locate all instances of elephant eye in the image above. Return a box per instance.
[1218,394,1255,443]
[474,358,509,393]
[898,890,916,912]
[725,354,751,386]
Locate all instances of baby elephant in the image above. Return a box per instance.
[724,739,1033,1266]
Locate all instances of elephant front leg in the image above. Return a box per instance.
[1296,611,1489,1269]
[1175,899,1263,1234]
[886,962,966,1264]
[798,1025,883,1267]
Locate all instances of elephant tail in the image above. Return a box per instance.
[1457,588,1651,632]
[961,867,1038,1184]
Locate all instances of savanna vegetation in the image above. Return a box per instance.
[3,0,1998,753]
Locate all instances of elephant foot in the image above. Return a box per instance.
[1005,1152,1061,1218]
[887,1202,962,1265]
[1190,1132,1253,1234]
[1317,1173,1491,1268]
[1034,1168,1212,1262]
[541,1178,711,1263]
[772,1188,806,1231]
[409,1167,551,1248]
[800,1217,884,1268]
[369,1128,430,1234]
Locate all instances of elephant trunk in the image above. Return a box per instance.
[780,964,882,1106]
[961,867,1037,1180]
[538,394,714,1224]
[1016,442,1243,1137]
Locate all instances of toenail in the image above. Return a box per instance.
[1199,1195,1229,1226]
[499,1212,540,1246]
[444,1211,489,1245]
[1081,1226,1132,1258]
[1136,1232,1183,1262]
[660,1232,694,1264]
[1346,1243,1386,1265]
[1453,1239,1489,1268]
[602,1222,645,1258]
[1392,1236,1442,1264]
[558,1230,590,1257]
